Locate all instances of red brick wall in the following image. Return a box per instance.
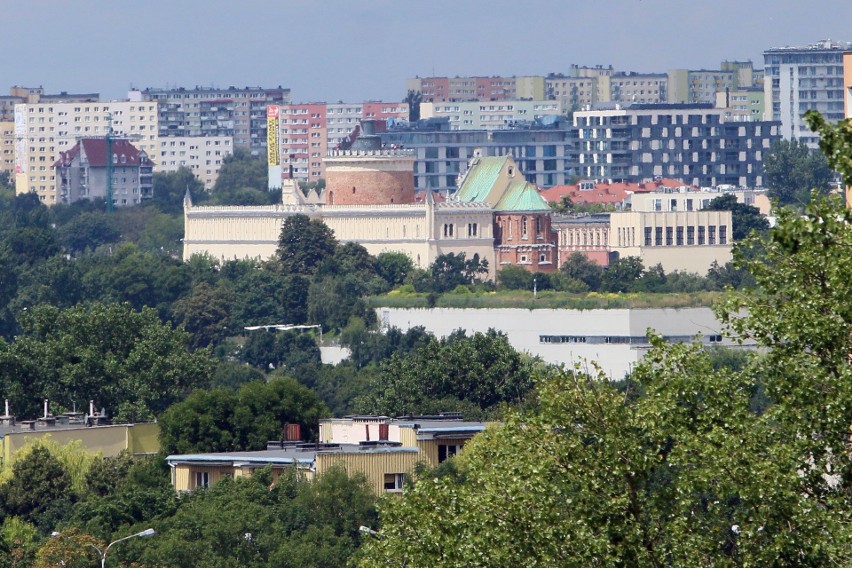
[558,249,610,267]
[494,212,556,272]
[326,169,415,205]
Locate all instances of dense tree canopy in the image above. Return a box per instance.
[159,377,328,454]
[0,303,215,421]
[704,193,769,241]
[355,329,536,419]
[277,215,338,275]
[762,138,833,207]
[357,192,852,567]
[211,149,275,204]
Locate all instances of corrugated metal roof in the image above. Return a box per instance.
[455,156,510,203]
[494,180,551,212]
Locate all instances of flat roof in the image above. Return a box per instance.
[166,444,420,466]
[0,420,144,438]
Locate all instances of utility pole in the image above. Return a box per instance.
[105,114,114,212]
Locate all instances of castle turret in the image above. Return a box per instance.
[324,120,416,206]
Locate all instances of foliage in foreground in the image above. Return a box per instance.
[356,195,852,567]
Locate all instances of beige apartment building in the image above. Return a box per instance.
[158,136,233,189]
[419,100,563,130]
[14,100,159,204]
[608,209,733,273]
[0,121,13,175]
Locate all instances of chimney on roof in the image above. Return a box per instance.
[38,398,56,427]
[1,399,14,427]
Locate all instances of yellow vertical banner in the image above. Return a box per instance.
[267,106,280,166]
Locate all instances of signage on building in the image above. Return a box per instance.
[267,106,280,167]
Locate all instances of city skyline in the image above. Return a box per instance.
[3,1,852,103]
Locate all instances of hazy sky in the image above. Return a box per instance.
[4,0,852,103]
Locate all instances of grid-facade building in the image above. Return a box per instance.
[574,103,780,187]
[132,86,290,155]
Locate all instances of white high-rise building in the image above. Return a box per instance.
[763,39,851,146]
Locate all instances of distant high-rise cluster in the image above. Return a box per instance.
[2,39,851,207]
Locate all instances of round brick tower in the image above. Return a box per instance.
[324,120,416,206]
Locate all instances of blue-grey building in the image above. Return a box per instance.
[573,103,779,188]
[380,117,578,193]
[380,103,780,192]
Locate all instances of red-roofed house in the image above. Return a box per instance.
[55,138,153,206]
[540,179,697,210]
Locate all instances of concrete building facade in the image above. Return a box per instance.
[763,39,850,146]
[131,86,290,155]
[715,87,765,122]
[167,415,486,495]
[553,209,733,273]
[379,122,577,193]
[279,101,408,181]
[157,136,234,189]
[419,100,563,130]
[14,100,159,204]
[0,121,13,174]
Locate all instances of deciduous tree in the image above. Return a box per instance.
[762,137,833,207]
[356,193,852,567]
[276,215,338,275]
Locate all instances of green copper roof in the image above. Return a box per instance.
[494,180,551,212]
[455,156,510,203]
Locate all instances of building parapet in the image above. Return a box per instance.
[327,149,415,158]
[186,204,315,215]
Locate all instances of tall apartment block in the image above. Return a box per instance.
[157,136,234,189]
[279,101,408,181]
[406,76,543,102]
[419,100,563,130]
[668,61,760,105]
[14,100,159,204]
[715,88,765,122]
[130,86,290,155]
[379,120,577,193]
[574,103,780,188]
[0,86,99,122]
[763,39,851,145]
[1,87,99,176]
[409,64,760,112]
[0,121,13,174]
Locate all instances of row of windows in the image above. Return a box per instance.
[540,334,723,345]
[442,223,479,238]
[643,225,727,246]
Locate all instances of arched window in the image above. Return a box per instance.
[328,191,334,204]
[521,216,528,238]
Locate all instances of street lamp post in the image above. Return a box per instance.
[93,528,156,568]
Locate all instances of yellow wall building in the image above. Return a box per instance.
[0,421,159,471]
[167,416,487,495]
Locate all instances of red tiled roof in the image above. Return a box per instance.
[414,190,446,203]
[540,178,698,206]
[55,138,146,168]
